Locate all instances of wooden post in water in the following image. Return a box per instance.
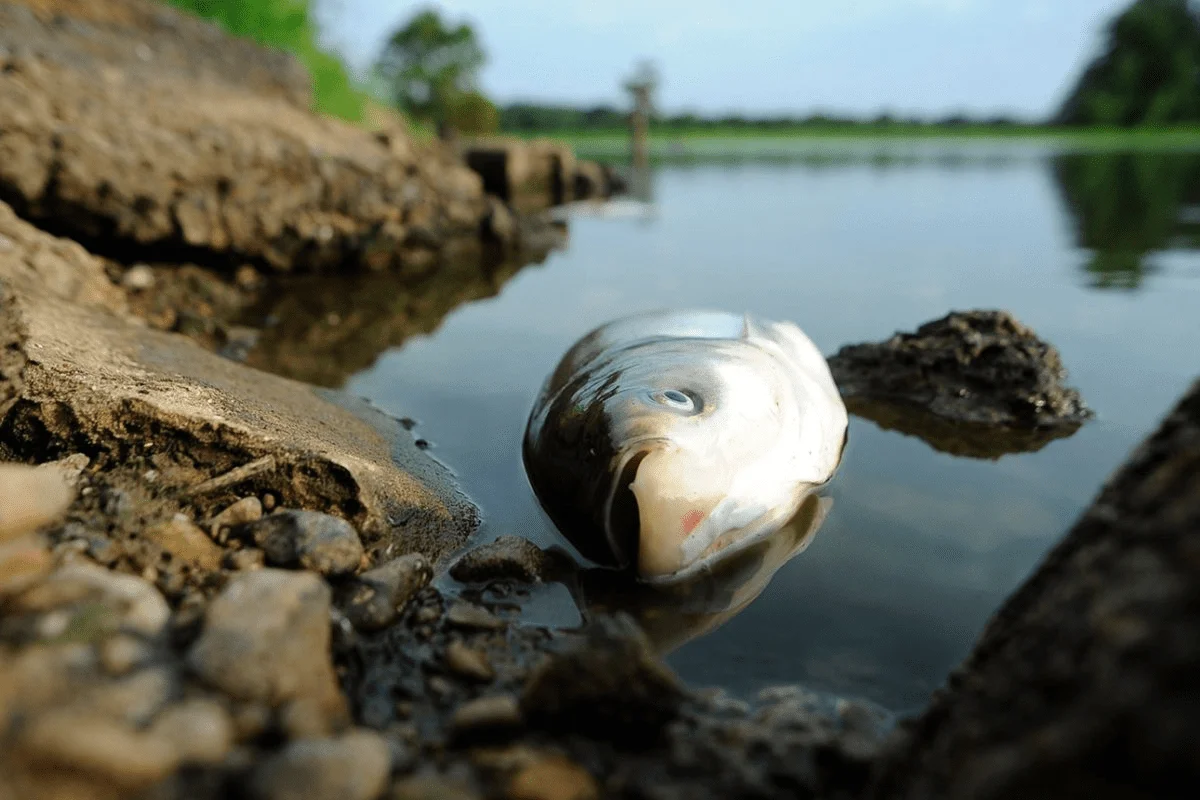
[624,62,657,171]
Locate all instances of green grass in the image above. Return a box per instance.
[504,124,1200,163]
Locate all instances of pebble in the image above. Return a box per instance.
[0,462,76,541]
[242,509,364,578]
[229,547,266,571]
[97,634,153,676]
[508,756,599,800]
[151,698,235,765]
[231,701,272,741]
[451,694,523,735]
[17,709,180,789]
[187,569,345,730]
[446,601,506,631]
[145,514,223,571]
[121,264,156,291]
[449,536,554,584]
[78,666,174,726]
[209,496,263,535]
[341,553,431,631]
[445,640,495,682]
[15,562,171,637]
[38,453,90,487]
[250,730,391,800]
[0,534,53,596]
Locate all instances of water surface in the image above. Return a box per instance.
[347,145,1200,713]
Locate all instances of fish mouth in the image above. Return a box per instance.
[603,447,652,569]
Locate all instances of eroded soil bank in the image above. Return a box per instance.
[1,1,1198,798]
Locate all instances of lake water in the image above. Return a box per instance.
[344,143,1200,714]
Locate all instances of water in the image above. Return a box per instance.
[344,144,1200,714]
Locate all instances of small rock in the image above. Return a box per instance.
[38,453,90,487]
[341,553,431,631]
[79,666,175,727]
[146,514,223,571]
[0,534,53,596]
[449,536,557,584]
[210,496,264,535]
[250,730,391,800]
[445,640,494,682]
[121,264,157,290]
[97,634,153,676]
[187,569,346,730]
[229,547,266,571]
[151,698,235,765]
[0,462,76,541]
[508,755,599,800]
[242,509,364,577]
[415,605,441,624]
[16,563,170,637]
[451,695,523,736]
[521,615,684,744]
[16,709,180,789]
[232,702,272,741]
[446,601,505,631]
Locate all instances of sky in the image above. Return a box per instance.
[316,0,1133,119]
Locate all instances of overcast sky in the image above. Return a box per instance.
[316,0,1131,118]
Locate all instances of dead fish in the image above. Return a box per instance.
[523,309,848,584]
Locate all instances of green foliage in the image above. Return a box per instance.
[376,9,485,126]
[446,90,499,134]
[164,0,366,122]
[1052,151,1200,287]
[1058,0,1200,125]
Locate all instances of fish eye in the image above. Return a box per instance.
[649,389,696,412]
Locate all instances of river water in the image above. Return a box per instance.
[345,142,1200,714]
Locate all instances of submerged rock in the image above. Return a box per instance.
[243,509,365,578]
[829,311,1090,452]
[250,730,392,800]
[449,536,562,584]
[869,378,1200,798]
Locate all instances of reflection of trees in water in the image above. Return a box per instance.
[1052,151,1200,289]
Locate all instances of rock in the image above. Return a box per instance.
[449,536,559,584]
[187,569,346,730]
[446,601,506,631]
[571,161,609,201]
[146,514,223,571]
[521,615,684,744]
[243,509,365,577]
[828,310,1091,441]
[869,378,1200,799]
[464,138,576,212]
[150,698,235,766]
[0,533,53,596]
[508,755,599,800]
[250,730,391,800]
[445,640,495,682]
[0,462,76,541]
[121,264,156,291]
[341,553,432,631]
[451,694,523,737]
[97,634,153,676]
[229,547,267,571]
[15,709,180,790]
[210,497,264,535]
[0,205,480,566]
[15,562,170,638]
[75,666,174,727]
[0,2,488,274]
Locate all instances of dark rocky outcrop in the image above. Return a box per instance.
[829,310,1091,458]
[869,377,1200,799]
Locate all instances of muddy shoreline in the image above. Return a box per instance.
[2,1,1198,798]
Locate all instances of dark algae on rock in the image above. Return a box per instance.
[829,309,1091,458]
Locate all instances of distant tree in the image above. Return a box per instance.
[1057,0,1200,125]
[376,9,486,126]
[446,90,499,134]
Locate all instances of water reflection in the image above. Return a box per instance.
[240,231,567,387]
[1052,151,1200,289]
[572,490,832,656]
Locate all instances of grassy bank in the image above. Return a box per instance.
[504,125,1200,163]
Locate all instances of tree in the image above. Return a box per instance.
[1057,0,1200,125]
[376,9,486,126]
[446,90,499,134]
